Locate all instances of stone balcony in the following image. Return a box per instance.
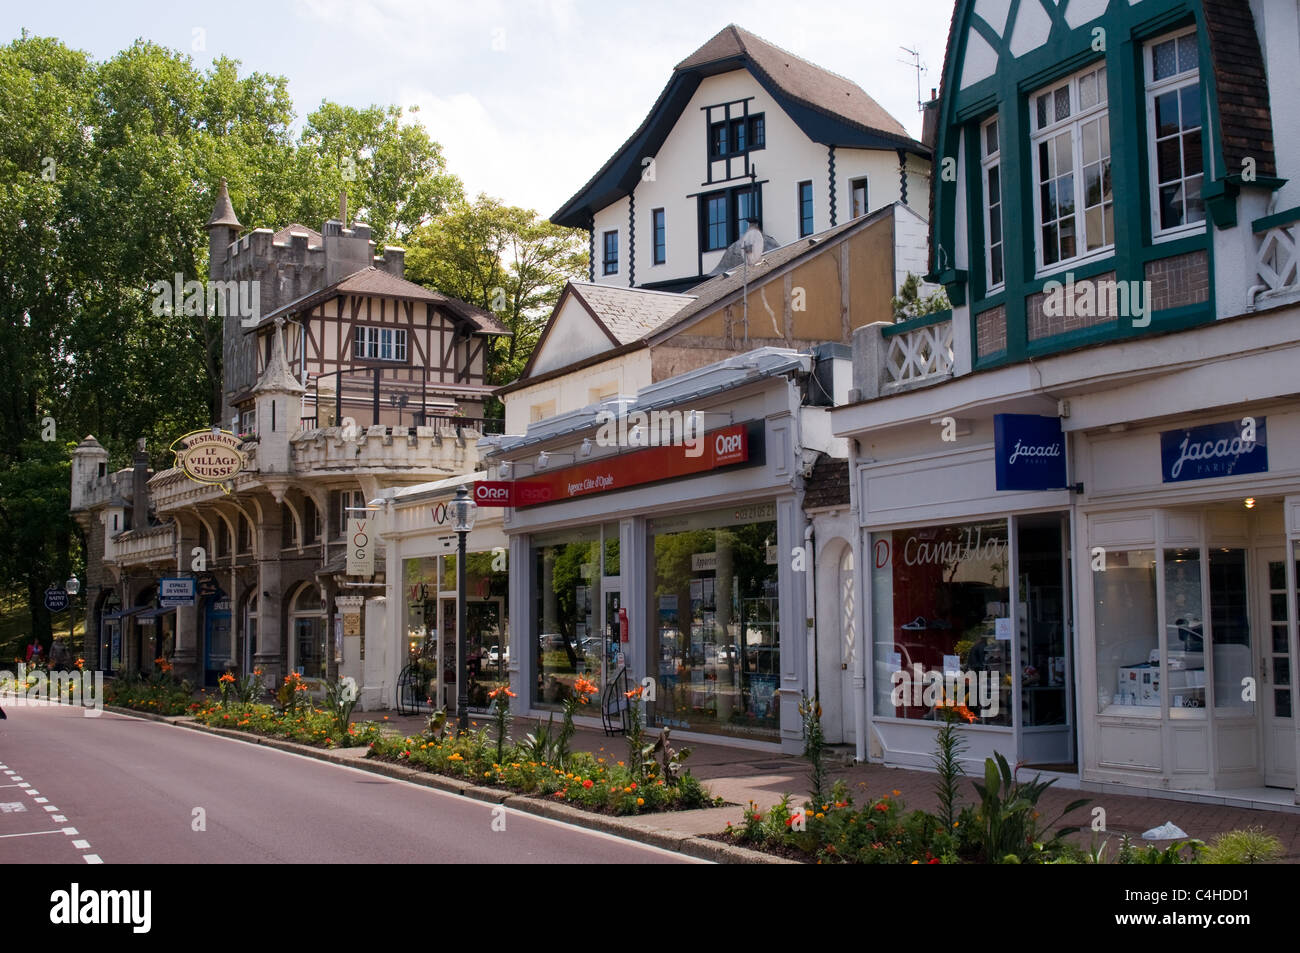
[107,523,177,567]
[149,420,487,513]
[851,310,957,400]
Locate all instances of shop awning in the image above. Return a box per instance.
[101,607,147,621]
[135,606,176,622]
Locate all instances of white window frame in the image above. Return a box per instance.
[352,325,408,362]
[1144,26,1205,241]
[981,116,1005,293]
[1030,61,1114,276]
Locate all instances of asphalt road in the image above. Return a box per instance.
[0,701,701,864]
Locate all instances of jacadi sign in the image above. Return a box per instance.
[1160,417,1267,483]
[994,414,1066,491]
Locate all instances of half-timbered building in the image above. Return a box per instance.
[71,184,507,711]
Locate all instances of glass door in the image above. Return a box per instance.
[1260,548,1294,787]
[1016,514,1074,766]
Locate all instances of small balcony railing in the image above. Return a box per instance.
[1249,206,1300,310]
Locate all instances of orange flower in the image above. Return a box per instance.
[624,686,644,700]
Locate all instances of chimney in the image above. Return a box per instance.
[921,89,942,151]
[131,438,150,530]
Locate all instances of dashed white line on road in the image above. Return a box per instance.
[33,797,48,803]
[71,839,89,849]
[42,805,58,812]
[51,815,67,822]
[61,827,78,835]
[83,854,102,864]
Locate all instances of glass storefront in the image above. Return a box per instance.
[1096,544,1255,716]
[871,519,1012,726]
[647,504,780,740]
[531,526,607,709]
[402,550,509,712]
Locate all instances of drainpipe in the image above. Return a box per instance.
[850,436,867,764]
[805,522,818,702]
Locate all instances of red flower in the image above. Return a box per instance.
[874,803,888,812]
[582,779,593,789]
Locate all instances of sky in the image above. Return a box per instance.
[5,0,958,218]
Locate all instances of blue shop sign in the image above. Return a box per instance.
[1160,418,1267,483]
[994,414,1067,491]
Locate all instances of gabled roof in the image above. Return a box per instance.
[552,24,927,229]
[248,267,510,335]
[569,282,692,344]
[516,282,694,380]
[503,206,898,394]
[273,224,323,248]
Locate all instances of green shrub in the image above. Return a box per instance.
[1203,827,1284,865]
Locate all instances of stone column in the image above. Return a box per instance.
[255,501,286,683]
[173,519,201,683]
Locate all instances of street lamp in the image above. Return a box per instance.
[447,485,477,731]
[65,576,81,656]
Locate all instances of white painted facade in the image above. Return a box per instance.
[589,68,926,290]
[503,348,653,436]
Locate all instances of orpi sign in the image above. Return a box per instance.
[170,428,245,491]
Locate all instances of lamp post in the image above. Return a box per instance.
[65,576,81,657]
[447,485,477,731]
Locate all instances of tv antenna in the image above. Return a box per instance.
[899,46,927,112]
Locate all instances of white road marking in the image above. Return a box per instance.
[71,839,90,849]
[83,854,102,864]
[18,783,30,788]
[42,805,58,812]
[33,797,48,804]
[61,827,78,835]
[0,829,62,839]
[0,802,27,813]
[52,815,67,822]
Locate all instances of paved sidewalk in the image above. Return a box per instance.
[367,710,1300,857]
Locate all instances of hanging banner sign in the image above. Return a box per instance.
[503,423,757,508]
[1160,417,1267,483]
[347,518,373,577]
[170,428,246,492]
[44,587,69,613]
[994,414,1067,491]
[159,577,196,607]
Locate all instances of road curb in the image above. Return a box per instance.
[113,710,786,863]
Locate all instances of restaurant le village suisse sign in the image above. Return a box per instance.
[473,423,755,507]
[170,428,246,492]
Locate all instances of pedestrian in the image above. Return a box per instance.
[50,638,70,669]
[25,639,43,667]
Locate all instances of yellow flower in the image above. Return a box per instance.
[636,798,644,806]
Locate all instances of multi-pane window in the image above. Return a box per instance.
[850,178,868,219]
[602,230,618,274]
[704,194,728,251]
[798,181,814,237]
[333,489,365,538]
[353,325,408,361]
[736,188,760,231]
[652,209,666,265]
[1031,63,1112,270]
[1146,29,1204,235]
[708,113,766,159]
[982,116,1004,290]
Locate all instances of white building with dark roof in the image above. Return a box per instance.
[551,24,931,293]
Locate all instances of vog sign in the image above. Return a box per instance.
[347,518,373,577]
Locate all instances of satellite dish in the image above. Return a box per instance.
[740,223,764,267]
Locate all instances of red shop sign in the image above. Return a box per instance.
[512,424,750,507]
[472,481,516,507]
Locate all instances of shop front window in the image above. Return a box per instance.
[871,520,1012,726]
[1209,548,1251,713]
[532,527,603,709]
[649,506,780,739]
[290,585,326,679]
[1164,548,1205,716]
[1095,550,1157,712]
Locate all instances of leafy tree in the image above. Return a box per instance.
[405,194,587,387]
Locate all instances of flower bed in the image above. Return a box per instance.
[367,731,718,816]
[191,702,384,749]
[104,679,195,716]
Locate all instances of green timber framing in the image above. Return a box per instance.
[926,0,1286,371]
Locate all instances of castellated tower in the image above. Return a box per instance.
[205,182,406,425]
